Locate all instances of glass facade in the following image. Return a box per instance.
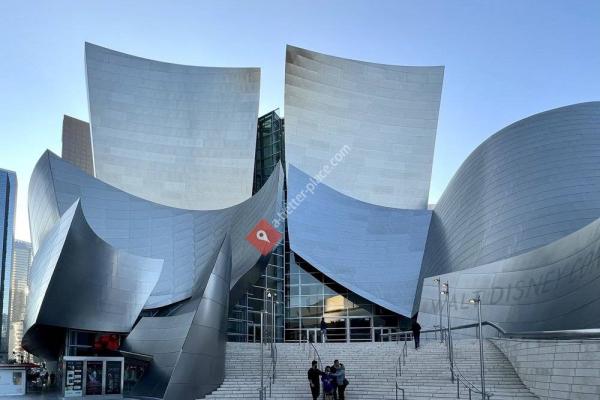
[285,254,409,343]
[228,110,285,342]
[226,110,408,343]
[0,169,16,362]
[9,240,32,362]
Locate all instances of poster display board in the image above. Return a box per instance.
[64,360,84,397]
[105,361,122,394]
[85,361,103,395]
[62,357,124,398]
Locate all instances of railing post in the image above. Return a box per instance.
[457,377,460,398]
[260,311,264,399]
[435,278,444,343]
[443,282,454,383]
[477,298,486,400]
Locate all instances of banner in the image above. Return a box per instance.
[64,360,83,397]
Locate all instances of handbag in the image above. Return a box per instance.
[343,378,349,386]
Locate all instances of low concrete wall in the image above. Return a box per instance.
[491,338,600,400]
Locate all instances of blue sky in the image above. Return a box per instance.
[1,0,599,241]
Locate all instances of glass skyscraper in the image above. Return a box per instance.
[0,169,16,362]
[9,240,32,362]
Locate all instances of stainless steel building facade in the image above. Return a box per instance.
[417,102,600,332]
[283,46,444,341]
[25,44,282,400]
[85,43,260,211]
[22,40,600,399]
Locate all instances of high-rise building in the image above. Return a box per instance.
[0,169,16,363]
[61,115,94,175]
[9,240,32,363]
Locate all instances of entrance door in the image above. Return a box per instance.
[306,328,321,343]
[349,317,372,342]
[249,324,261,343]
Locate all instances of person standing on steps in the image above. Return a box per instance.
[308,360,324,400]
[320,317,327,343]
[333,359,347,400]
[330,362,338,400]
[411,316,422,349]
[321,366,335,400]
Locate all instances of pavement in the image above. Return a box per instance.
[2,394,137,399]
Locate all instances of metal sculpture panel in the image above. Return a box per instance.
[287,164,431,316]
[285,45,443,209]
[86,43,260,210]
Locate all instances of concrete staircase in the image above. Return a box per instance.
[202,339,539,399]
[397,339,539,399]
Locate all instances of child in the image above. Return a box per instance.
[321,366,335,400]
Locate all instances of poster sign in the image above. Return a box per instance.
[105,361,122,394]
[85,361,103,395]
[64,360,83,397]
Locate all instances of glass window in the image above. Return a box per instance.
[299,295,322,307]
[300,284,322,296]
[288,274,300,285]
[301,318,321,329]
[300,273,321,285]
[286,319,300,329]
[285,256,401,343]
[288,286,300,297]
[287,307,301,319]
[300,306,323,318]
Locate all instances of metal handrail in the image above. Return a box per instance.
[452,363,492,399]
[420,324,492,399]
[395,382,405,400]
[305,339,323,370]
[395,332,410,377]
[259,342,277,399]
[422,321,600,340]
[271,342,277,380]
[259,310,278,400]
[394,332,411,400]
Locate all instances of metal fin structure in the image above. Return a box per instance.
[23,200,163,359]
[123,234,232,400]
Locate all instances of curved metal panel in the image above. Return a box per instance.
[418,216,600,332]
[287,164,431,316]
[123,235,232,400]
[28,151,283,308]
[85,43,260,210]
[23,200,162,358]
[417,102,600,312]
[28,153,61,254]
[284,45,444,209]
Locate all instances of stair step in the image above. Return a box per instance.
[202,339,539,399]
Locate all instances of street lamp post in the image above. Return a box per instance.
[442,282,454,382]
[267,290,276,344]
[469,295,486,400]
[434,278,443,343]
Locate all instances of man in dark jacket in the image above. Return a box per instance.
[308,360,323,400]
[411,317,422,349]
[320,317,327,342]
